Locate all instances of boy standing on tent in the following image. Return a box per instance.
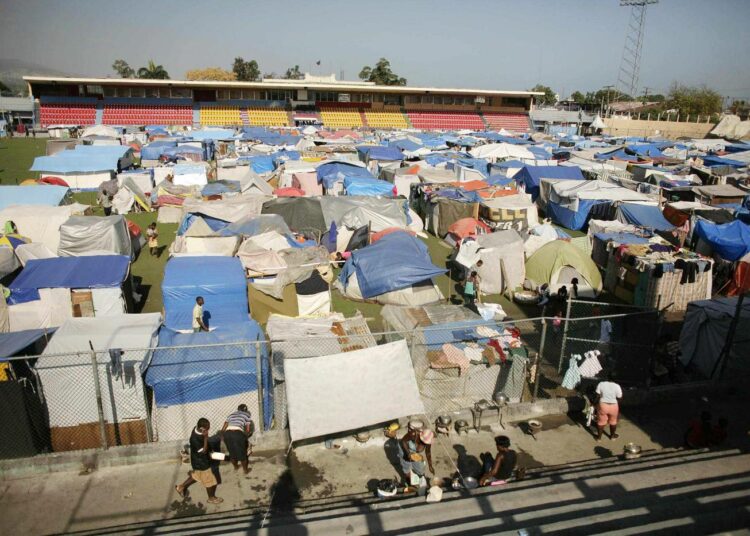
[193,296,209,332]
[175,418,223,504]
[147,223,159,256]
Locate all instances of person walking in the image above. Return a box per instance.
[146,223,159,257]
[193,296,208,332]
[594,373,623,441]
[175,418,223,504]
[221,404,254,475]
[398,421,434,484]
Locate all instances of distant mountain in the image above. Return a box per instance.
[0,59,76,96]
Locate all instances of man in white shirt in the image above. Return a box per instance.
[595,373,623,441]
[193,296,208,333]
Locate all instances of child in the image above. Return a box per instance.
[464,271,479,305]
[552,311,562,334]
[147,223,159,256]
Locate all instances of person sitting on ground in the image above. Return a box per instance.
[175,418,223,504]
[710,417,729,446]
[685,410,713,448]
[193,296,209,332]
[479,435,517,486]
[221,404,254,475]
[399,421,434,483]
[594,372,622,441]
[538,283,551,306]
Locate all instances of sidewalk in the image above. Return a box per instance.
[1,393,748,535]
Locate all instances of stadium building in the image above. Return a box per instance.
[24,74,538,131]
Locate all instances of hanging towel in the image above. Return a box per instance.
[561,355,582,390]
[579,350,603,378]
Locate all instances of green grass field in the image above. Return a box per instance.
[0,138,539,327]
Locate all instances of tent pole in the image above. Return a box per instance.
[558,296,573,374]
[256,340,265,434]
[88,342,108,450]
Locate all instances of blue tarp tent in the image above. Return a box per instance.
[356,145,404,161]
[513,165,584,200]
[616,203,675,231]
[215,214,291,238]
[141,141,177,160]
[316,162,374,189]
[339,232,446,298]
[546,199,608,230]
[387,139,423,152]
[0,185,70,210]
[31,145,130,173]
[162,257,249,330]
[702,155,746,168]
[145,322,273,430]
[187,129,235,141]
[176,212,229,236]
[0,328,53,359]
[246,155,275,174]
[8,255,129,304]
[343,177,394,197]
[594,232,650,245]
[694,219,750,261]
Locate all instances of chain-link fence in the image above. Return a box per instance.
[0,307,667,460]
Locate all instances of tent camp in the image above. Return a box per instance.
[35,313,161,451]
[335,232,445,305]
[525,240,602,296]
[0,185,72,211]
[453,230,526,294]
[144,321,272,441]
[57,215,133,258]
[0,203,89,253]
[514,165,584,201]
[694,219,750,262]
[679,297,750,379]
[7,255,132,331]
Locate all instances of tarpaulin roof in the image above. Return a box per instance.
[694,219,750,261]
[702,155,746,168]
[246,155,276,174]
[343,177,394,197]
[387,138,423,152]
[0,185,70,211]
[8,255,129,304]
[339,232,446,298]
[514,165,584,200]
[284,339,424,442]
[356,145,404,161]
[316,161,373,189]
[31,151,122,173]
[161,256,249,330]
[593,232,651,245]
[187,129,235,141]
[0,328,52,359]
[141,141,177,160]
[145,322,273,429]
[216,214,291,238]
[615,203,675,231]
[262,197,326,233]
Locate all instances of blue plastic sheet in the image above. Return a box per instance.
[188,129,235,141]
[31,144,130,173]
[9,255,129,304]
[161,257,249,330]
[176,213,229,236]
[513,165,584,200]
[0,185,70,210]
[316,162,374,189]
[0,328,54,359]
[140,141,177,160]
[343,177,394,197]
[247,155,275,174]
[593,232,651,245]
[339,232,446,298]
[547,198,607,230]
[215,214,291,238]
[356,145,404,161]
[694,219,750,261]
[617,203,675,231]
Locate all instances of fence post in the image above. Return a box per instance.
[533,318,548,401]
[255,340,265,434]
[88,346,108,450]
[558,296,573,373]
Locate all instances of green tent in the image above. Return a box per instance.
[525,240,602,296]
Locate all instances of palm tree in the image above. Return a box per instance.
[137,60,170,80]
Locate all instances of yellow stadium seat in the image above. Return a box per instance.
[248,107,290,127]
[319,107,363,128]
[200,106,242,126]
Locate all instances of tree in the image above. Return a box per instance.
[570,91,586,104]
[284,65,304,80]
[112,59,135,78]
[530,84,557,106]
[666,83,722,116]
[137,60,170,80]
[263,72,279,80]
[186,67,236,81]
[358,58,406,86]
[233,57,261,82]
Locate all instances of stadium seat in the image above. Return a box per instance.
[102,104,192,125]
[482,112,531,132]
[364,106,409,129]
[199,106,242,126]
[39,103,97,126]
[319,105,363,128]
[247,107,290,127]
[405,109,485,130]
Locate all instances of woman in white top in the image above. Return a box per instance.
[595,372,623,441]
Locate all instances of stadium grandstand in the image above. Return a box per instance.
[24,74,538,131]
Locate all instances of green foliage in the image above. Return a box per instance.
[112,59,135,78]
[358,58,406,86]
[666,83,722,116]
[570,91,585,104]
[233,57,261,82]
[284,65,304,80]
[530,84,557,106]
[136,60,170,80]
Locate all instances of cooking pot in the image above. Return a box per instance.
[494,391,509,406]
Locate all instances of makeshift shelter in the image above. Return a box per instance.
[680,297,750,379]
[343,177,395,197]
[336,232,445,305]
[57,215,133,258]
[0,185,71,211]
[692,185,747,207]
[694,220,750,262]
[525,240,602,296]
[469,143,535,162]
[381,304,530,414]
[0,203,89,253]
[454,230,526,294]
[162,256,248,330]
[35,313,161,451]
[0,232,29,278]
[316,161,373,193]
[30,145,133,189]
[479,193,539,231]
[144,321,271,441]
[513,165,584,201]
[7,255,132,331]
[247,269,331,324]
[262,197,327,236]
[171,164,208,187]
[615,203,675,232]
[444,218,490,247]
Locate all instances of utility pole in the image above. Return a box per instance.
[603,84,616,116]
[617,0,659,99]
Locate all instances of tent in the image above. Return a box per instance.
[284,339,424,442]
[0,204,89,253]
[356,145,404,162]
[162,256,249,330]
[172,164,208,187]
[694,220,750,261]
[0,185,71,211]
[34,313,161,451]
[30,145,133,189]
[469,143,534,161]
[454,230,525,294]
[57,215,133,258]
[144,321,272,440]
[615,203,675,231]
[679,297,750,379]
[336,232,445,305]
[479,193,539,230]
[525,240,602,296]
[316,161,373,190]
[343,177,395,197]
[262,197,327,235]
[514,165,584,201]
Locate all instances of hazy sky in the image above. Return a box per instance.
[2,0,749,99]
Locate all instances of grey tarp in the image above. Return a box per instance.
[284,339,425,442]
[434,198,477,237]
[57,215,132,258]
[256,246,330,299]
[262,198,326,235]
[319,197,408,230]
[679,297,750,378]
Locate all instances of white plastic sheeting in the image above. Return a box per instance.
[57,215,132,258]
[469,143,534,161]
[456,231,525,295]
[0,204,89,253]
[284,339,424,442]
[544,179,652,211]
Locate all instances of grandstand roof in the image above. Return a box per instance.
[23,76,542,97]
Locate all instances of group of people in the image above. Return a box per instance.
[175,404,255,503]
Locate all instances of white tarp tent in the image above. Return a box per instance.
[455,230,526,294]
[543,179,652,211]
[57,215,132,258]
[284,339,425,442]
[0,203,89,253]
[469,143,535,162]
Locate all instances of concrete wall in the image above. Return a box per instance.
[604,117,715,138]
